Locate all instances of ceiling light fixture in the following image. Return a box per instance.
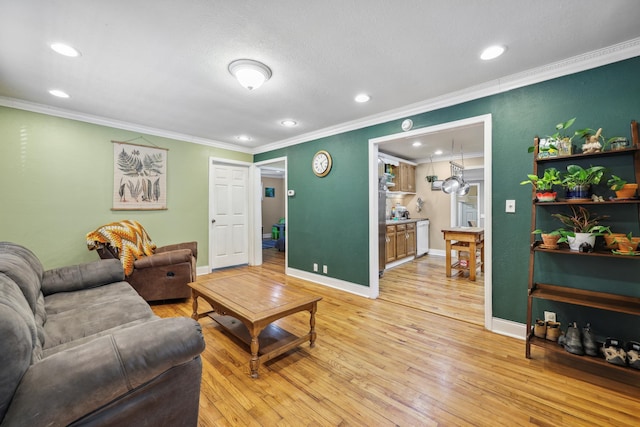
[480,45,506,60]
[434,150,443,155]
[280,119,297,127]
[236,135,252,142]
[49,89,70,98]
[354,93,370,103]
[50,42,81,57]
[412,142,422,147]
[228,59,272,90]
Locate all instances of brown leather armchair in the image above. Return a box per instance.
[87,221,197,302]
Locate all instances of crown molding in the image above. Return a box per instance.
[0,96,252,154]
[255,37,640,154]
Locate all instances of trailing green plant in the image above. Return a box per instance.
[607,174,628,191]
[531,228,574,243]
[520,168,562,191]
[561,164,606,188]
[549,117,576,142]
[551,205,610,234]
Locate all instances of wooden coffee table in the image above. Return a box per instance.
[189,273,322,378]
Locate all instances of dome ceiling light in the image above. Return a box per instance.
[228,59,272,90]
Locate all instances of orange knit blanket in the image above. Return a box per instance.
[86,220,156,276]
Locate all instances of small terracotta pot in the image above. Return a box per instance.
[604,233,626,250]
[614,183,638,199]
[541,233,560,249]
[616,237,640,253]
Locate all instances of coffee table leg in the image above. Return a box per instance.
[250,329,260,378]
[309,303,317,348]
[191,292,199,320]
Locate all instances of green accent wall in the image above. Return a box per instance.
[0,107,251,269]
[256,55,640,333]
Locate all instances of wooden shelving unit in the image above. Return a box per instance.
[525,120,640,382]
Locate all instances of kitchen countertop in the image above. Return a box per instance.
[385,217,429,225]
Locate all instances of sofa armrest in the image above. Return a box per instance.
[156,241,197,259]
[134,248,192,269]
[2,317,205,427]
[41,259,124,296]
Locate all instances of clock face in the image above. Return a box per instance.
[312,150,332,177]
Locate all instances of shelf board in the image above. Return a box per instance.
[528,335,640,377]
[532,245,640,259]
[530,282,640,315]
[535,146,638,163]
[533,199,640,206]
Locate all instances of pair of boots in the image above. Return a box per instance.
[603,338,640,369]
[558,322,598,356]
[533,319,561,341]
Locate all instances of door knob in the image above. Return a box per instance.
[211,219,216,224]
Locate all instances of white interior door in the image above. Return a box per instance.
[209,161,249,269]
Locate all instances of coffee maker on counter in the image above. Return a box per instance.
[393,205,409,219]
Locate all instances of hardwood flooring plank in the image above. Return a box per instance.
[150,249,640,426]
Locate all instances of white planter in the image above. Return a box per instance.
[567,233,596,251]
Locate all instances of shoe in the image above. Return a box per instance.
[626,341,640,369]
[603,338,627,366]
[582,323,598,357]
[563,322,584,355]
[545,321,561,342]
[533,319,546,339]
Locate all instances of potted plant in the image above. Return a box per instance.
[561,164,606,200]
[532,228,573,249]
[612,232,640,254]
[551,205,610,251]
[549,117,576,156]
[607,175,638,199]
[520,167,562,202]
[603,230,626,250]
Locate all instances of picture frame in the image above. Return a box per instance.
[112,141,168,210]
[431,180,443,190]
[265,187,275,198]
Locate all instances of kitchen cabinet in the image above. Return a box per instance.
[525,120,640,384]
[385,222,417,263]
[395,163,416,193]
[395,224,407,259]
[385,225,397,263]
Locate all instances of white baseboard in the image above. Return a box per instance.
[196,265,210,276]
[287,268,373,298]
[490,317,526,340]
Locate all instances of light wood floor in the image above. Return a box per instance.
[151,249,640,426]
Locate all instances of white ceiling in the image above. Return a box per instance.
[1,1,640,159]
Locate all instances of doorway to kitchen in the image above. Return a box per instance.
[368,114,492,329]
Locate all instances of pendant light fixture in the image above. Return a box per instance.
[228,59,272,90]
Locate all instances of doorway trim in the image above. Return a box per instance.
[368,114,493,330]
[252,156,288,269]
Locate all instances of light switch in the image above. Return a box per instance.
[505,199,516,213]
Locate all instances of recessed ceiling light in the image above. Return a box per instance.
[280,119,297,127]
[49,89,70,98]
[354,93,370,103]
[434,150,443,155]
[412,142,422,147]
[481,45,506,60]
[50,43,81,57]
[236,135,251,142]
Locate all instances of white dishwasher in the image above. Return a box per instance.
[416,220,429,257]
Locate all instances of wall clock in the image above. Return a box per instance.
[312,150,332,177]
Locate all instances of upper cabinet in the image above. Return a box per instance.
[396,163,416,193]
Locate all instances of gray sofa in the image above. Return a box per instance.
[0,242,205,426]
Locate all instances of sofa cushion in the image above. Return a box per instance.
[0,251,43,315]
[43,281,156,349]
[0,274,40,422]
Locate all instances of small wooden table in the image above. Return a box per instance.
[442,227,485,281]
[189,273,321,378]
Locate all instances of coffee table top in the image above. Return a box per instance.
[189,273,322,323]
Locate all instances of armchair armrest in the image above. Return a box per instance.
[41,259,124,296]
[155,241,197,260]
[133,249,192,270]
[3,317,205,427]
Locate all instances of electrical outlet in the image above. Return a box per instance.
[323,265,328,274]
[313,263,318,272]
[544,311,556,323]
[505,199,516,213]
